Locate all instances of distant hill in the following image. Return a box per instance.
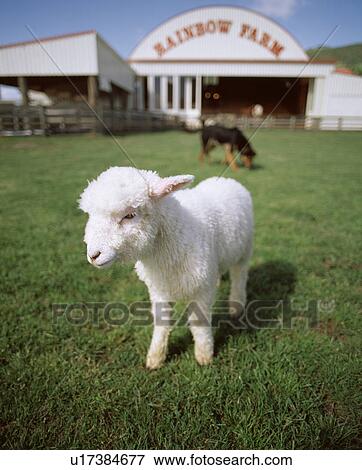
[307,43,362,75]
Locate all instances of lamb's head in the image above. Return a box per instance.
[79,166,194,268]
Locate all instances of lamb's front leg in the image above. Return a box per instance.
[146,300,172,370]
[188,299,214,366]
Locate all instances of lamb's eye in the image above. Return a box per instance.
[118,212,137,225]
[123,212,136,220]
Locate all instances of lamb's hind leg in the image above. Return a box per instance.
[229,259,249,317]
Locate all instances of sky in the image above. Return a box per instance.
[1,0,361,100]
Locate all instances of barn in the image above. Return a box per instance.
[129,5,362,129]
[0,30,134,109]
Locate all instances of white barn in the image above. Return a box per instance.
[129,5,362,128]
[0,30,134,108]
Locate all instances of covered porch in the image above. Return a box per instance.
[0,75,130,109]
[134,73,321,120]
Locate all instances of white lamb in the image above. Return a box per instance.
[79,167,253,369]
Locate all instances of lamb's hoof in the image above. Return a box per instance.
[229,309,243,320]
[229,300,245,318]
[146,353,165,370]
[195,348,213,366]
[229,308,241,318]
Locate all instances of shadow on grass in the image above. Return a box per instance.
[214,260,297,354]
[248,163,264,170]
[168,260,297,359]
[247,260,297,302]
[205,160,264,170]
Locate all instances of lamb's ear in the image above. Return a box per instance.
[149,174,194,199]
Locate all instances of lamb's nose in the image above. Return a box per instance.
[90,251,101,261]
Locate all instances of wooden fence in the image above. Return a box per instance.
[1,106,362,135]
[202,114,362,131]
[0,105,180,136]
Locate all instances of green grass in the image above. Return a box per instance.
[0,130,361,449]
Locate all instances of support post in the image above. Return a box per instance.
[87,76,98,108]
[127,93,132,111]
[17,76,29,106]
[137,77,144,111]
[147,76,155,111]
[160,76,168,111]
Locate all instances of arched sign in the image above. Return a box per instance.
[129,6,308,62]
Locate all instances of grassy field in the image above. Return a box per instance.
[0,129,361,449]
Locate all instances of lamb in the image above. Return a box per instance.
[79,167,253,369]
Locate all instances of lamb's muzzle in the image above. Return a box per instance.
[79,166,253,369]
